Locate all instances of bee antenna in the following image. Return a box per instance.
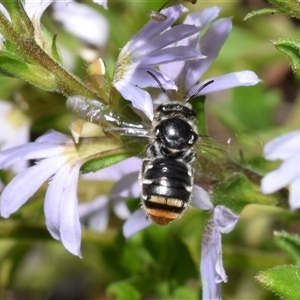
[185,80,214,103]
[147,71,173,102]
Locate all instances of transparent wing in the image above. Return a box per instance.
[67,95,150,131]
[194,136,261,187]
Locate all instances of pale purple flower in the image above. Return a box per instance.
[201,205,240,300]
[261,130,300,210]
[79,157,141,232]
[0,131,82,256]
[0,130,137,257]
[159,6,261,101]
[112,4,205,120]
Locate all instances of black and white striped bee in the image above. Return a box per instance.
[68,71,216,225]
[139,71,213,225]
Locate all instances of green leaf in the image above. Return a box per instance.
[255,265,300,300]
[269,0,300,20]
[0,243,32,288]
[0,51,57,91]
[81,152,134,173]
[51,34,63,65]
[214,85,280,132]
[173,286,198,300]
[106,281,141,300]
[274,231,300,264]
[232,85,279,130]
[159,235,198,284]
[244,8,282,20]
[273,38,300,73]
[212,173,287,213]
[0,0,34,37]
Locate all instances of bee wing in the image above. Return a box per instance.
[194,135,263,188]
[194,136,233,186]
[67,96,150,131]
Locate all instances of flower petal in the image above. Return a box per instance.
[92,0,107,9]
[261,153,300,193]
[159,61,185,86]
[181,7,222,51]
[88,206,109,232]
[131,4,185,51]
[201,206,239,300]
[0,143,63,169]
[190,71,261,96]
[0,3,10,21]
[123,209,151,239]
[111,171,140,199]
[35,129,73,144]
[24,0,53,21]
[1,156,65,217]
[214,206,240,234]
[185,18,232,91]
[44,160,74,240]
[79,196,109,232]
[114,80,154,120]
[136,24,200,56]
[142,46,203,66]
[59,163,82,257]
[0,101,30,172]
[184,7,222,28]
[112,198,131,220]
[53,1,108,47]
[129,67,176,90]
[191,185,213,210]
[201,214,222,299]
[289,177,300,210]
[264,130,300,160]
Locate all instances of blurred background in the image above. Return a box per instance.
[0,0,299,299]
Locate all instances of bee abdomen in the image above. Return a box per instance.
[142,158,193,225]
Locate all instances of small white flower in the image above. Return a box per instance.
[261,130,300,210]
[112,4,205,120]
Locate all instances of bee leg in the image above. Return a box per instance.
[103,127,151,138]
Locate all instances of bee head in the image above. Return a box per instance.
[155,117,197,152]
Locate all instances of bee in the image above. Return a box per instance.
[139,71,213,225]
[67,71,219,225]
